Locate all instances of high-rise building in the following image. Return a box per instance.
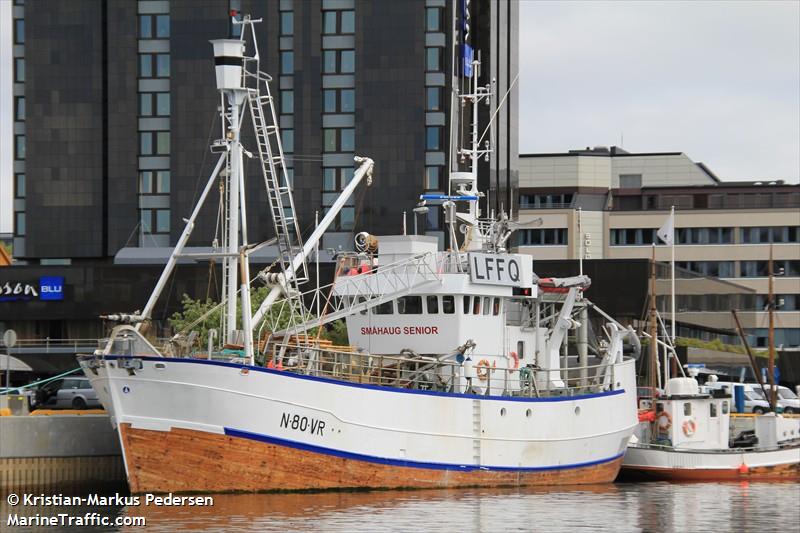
[1,0,518,339]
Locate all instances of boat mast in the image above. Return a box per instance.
[767,243,777,408]
[649,245,659,392]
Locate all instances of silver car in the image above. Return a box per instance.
[35,377,101,410]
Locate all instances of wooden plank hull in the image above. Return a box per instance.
[119,424,624,494]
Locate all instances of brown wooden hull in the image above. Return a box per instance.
[119,424,623,494]
[620,462,800,482]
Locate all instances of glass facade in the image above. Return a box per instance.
[137,1,170,245]
[320,0,356,231]
[12,3,25,244]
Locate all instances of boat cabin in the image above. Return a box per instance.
[652,378,731,449]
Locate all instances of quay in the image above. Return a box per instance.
[0,410,124,493]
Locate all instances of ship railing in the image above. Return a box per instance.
[271,345,619,398]
[267,252,442,338]
[435,252,468,274]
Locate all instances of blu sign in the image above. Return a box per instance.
[40,276,65,301]
[0,276,64,302]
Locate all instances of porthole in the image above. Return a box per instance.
[525,409,532,418]
[500,408,507,417]
[574,406,581,416]
[155,363,166,369]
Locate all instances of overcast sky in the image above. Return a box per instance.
[519,0,800,182]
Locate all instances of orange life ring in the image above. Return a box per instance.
[476,359,492,381]
[682,419,697,437]
[655,411,672,431]
[509,351,520,369]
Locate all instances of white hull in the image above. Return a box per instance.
[82,355,638,491]
[622,443,800,480]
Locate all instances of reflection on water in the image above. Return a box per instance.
[3,482,798,532]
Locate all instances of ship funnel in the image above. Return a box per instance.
[210,39,245,91]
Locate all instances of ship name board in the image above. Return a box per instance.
[469,253,529,287]
[360,326,440,335]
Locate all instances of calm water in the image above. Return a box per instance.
[3,482,799,532]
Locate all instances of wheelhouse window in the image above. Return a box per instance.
[398,296,423,314]
[493,298,501,316]
[442,295,455,314]
[710,403,717,418]
[426,296,439,314]
[472,297,481,315]
[482,297,490,315]
[373,301,393,315]
[462,296,470,314]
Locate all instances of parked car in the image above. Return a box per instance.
[35,377,100,410]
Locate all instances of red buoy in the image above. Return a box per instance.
[739,463,749,474]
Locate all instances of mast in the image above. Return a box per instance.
[649,244,658,391]
[768,243,777,408]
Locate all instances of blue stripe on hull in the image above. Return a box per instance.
[223,426,625,473]
[101,354,626,404]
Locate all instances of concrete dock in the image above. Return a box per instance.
[0,414,125,493]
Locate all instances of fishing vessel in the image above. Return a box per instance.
[622,250,800,481]
[80,16,639,494]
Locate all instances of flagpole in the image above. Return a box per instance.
[671,205,676,342]
[578,207,583,277]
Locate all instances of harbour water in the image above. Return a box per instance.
[3,482,798,532]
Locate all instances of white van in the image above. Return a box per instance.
[703,381,775,414]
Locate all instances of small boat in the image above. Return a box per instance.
[622,377,800,480]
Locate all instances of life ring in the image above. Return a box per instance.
[655,411,672,431]
[682,419,697,437]
[509,351,520,369]
[476,359,492,381]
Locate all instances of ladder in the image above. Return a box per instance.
[247,86,308,285]
[246,72,310,337]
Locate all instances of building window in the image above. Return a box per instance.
[280,11,293,35]
[14,174,25,199]
[280,90,294,114]
[426,47,443,71]
[676,261,735,278]
[15,212,25,237]
[426,7,442,32]
[519,228,569,246]
[740,226,799,244]
[677,227,733,245]
[280,51,294,74]
[323,128,355,152]
[323,10,355,34]
[740,260,800,278]
[14,96,25,121]
[323,50,355,74]
[426,127,442,150]
[519,193,574,209]
[282,130,294,153]
[139,14,169,39]
[140,54,170,78]
[141,209,170,235]
[139,92,170,117]
[14,135,25,160]
[426,87,442,111]
[425,166,441,190]
[139,171,170,195]
[14,18,24,44]
[322,89,355,113]
[139,131,170,155]
[14,58,24,82]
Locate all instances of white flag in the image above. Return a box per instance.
[657,212,674,246]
